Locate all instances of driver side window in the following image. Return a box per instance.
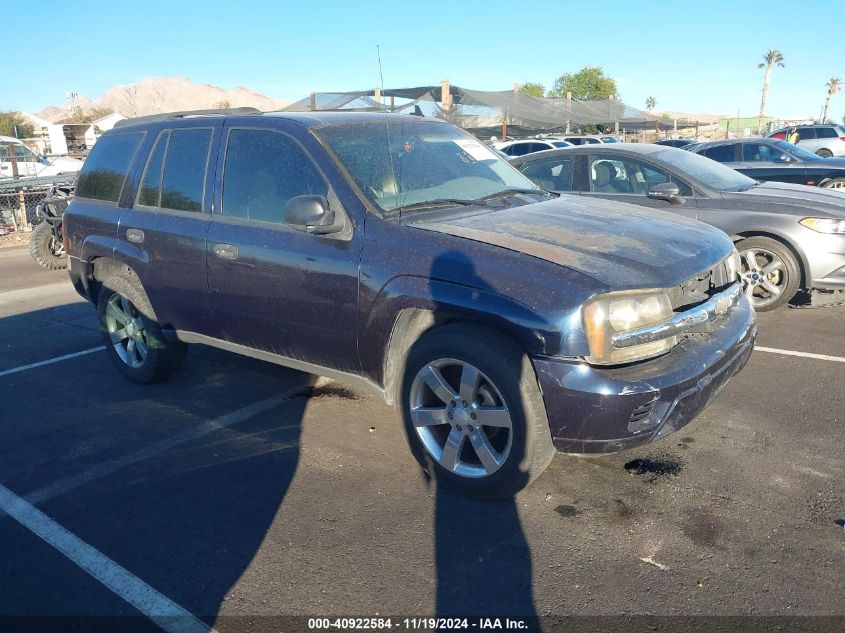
[222,129,328,225]
[588,155,691,196]
[742,143,786,162]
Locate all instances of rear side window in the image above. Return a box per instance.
[161,129,212,212]
[797,127,817,140]
[815,127,837,139]
[135,129,212,212]
[521,157,575,191]
[76,132,143,202]
[702,144,736,163]
[222,129,328,225]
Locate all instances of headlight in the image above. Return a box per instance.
[582,290,675,365]
[799,218,845,234]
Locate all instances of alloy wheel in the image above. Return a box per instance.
[104,293,149,368]
[739,247,787,309]
[409,358,513,478]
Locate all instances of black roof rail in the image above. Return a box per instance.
[114,107,262,128]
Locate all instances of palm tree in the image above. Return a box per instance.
[822,77,842,122]
[757,49,785,133]
[645,96,656,111]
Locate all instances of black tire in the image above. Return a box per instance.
[29,222,67,270]
[821,177,845,190]
[97,271,187,384]
[816,149,833,158]
[736,236,801,311]
[396,323,555,498]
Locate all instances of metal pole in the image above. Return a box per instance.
[17,191,28,230]
[309,92,317,111]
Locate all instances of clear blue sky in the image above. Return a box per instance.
[6,0,843,120]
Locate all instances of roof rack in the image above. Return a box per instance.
[114,107,262,128]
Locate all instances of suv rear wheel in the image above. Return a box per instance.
[97,272,187,383]
[816,149,833,158]
[397,323,555,498]
[821,177,845,190]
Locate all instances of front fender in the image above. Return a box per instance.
[358,274,562,387]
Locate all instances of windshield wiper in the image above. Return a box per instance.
[475,188,555,201]
[393,198,483,213]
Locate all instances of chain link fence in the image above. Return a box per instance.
[0,173,78,235]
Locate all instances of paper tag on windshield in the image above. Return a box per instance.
[453,139,497,161]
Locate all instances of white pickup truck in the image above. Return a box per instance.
[0,135,83,179]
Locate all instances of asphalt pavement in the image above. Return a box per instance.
[0,245,842,633]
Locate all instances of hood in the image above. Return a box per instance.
[411,196,734,290]
[728,181,845,218]
[809,157,845,168]
[47,156,84,172]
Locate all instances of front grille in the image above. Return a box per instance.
[668,258,734,311]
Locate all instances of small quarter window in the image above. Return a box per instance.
[137,131,168,207]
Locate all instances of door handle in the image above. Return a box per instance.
[213,243,239,259]
[126,228,144,243]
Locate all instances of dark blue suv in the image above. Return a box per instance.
[65,109,756,497]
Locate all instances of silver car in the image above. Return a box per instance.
[510,143,845,310]
[769,124,845,158]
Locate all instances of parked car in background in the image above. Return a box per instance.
[687,137,845,190]
[510,144,845,310]
[559,135,603,145]
[0,135,83,179]
[494,138,572,157]
[654,138,697,148]
[599,136,620,143]
[65,110,755,497]
[769,124,845,157]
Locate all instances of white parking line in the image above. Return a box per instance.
[0,483,212,633]
[756,346,845,364]
[0,346,106,378]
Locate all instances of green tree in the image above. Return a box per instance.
[0,111,35,138]
[822,77,841,122]
[757,49,784,131]
[520,82,545,97]
[645,96,657,111]
[548,66,618,100]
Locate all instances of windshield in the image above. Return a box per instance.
[772,139,822,161]
[317,119,541,216]
[654,147,757,192]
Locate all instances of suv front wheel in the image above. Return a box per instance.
[397,323,555,498]
[97,271,187,383]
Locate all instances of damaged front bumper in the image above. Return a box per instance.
[532,296,756,453]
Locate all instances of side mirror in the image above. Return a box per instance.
[647,182,684,205]
[779,154,795,163]
[284,195,341,235]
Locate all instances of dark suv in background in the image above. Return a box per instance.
[64,109,756,497]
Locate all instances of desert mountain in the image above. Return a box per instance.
[35,76,290,122]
